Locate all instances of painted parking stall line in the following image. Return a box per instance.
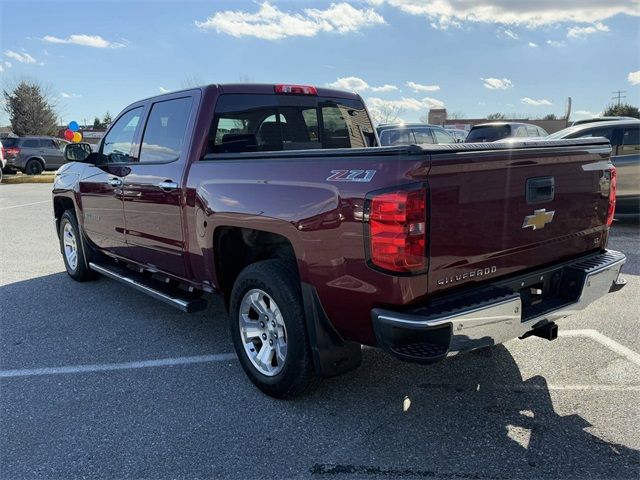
[0,200,51,211]
[0,353,237,379]
[559,329,640,366]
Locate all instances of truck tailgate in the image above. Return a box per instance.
[426,139,613,294]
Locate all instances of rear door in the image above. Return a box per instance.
[121,93,197,278]
[39,138,64,168]
[80,106,144,253]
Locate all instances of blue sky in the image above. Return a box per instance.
[1,0,639,126]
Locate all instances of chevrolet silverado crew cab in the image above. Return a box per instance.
[54,84,626,398]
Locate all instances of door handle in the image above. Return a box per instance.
[108,178,122,187]
[159,180,178,191]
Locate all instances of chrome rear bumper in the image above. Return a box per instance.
[372,250,626,363]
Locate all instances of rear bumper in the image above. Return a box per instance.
[372,249,626,363]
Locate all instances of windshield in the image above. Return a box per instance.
[466,125,511,142]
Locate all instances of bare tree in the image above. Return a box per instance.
[3,79,58,136]
[447,111,466,120]
[180,75,205,89]
[487,112,506,120]
[369,104,403,125]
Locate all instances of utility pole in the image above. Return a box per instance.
[611,90,626,106]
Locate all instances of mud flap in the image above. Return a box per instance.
[301,283,362,377]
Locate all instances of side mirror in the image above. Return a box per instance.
[64,142,94,163]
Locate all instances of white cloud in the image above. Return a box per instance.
[196,2,384,40]
[159,86,171,93]
[43,34,125,48]
[528,42,538,47]
[574,110,600,117]
[327,76,370,91]
[367,96,445,112]
[326,76,397,93]
[367,0,639,29]
[5,50,36,64]
[498,28,519,40]
[546,39,566,47]
[628,70,640,86]
[370,84,398,92]
[481,77,513,90]
[567,22,609,39]
[60,92,81,99]
[406,81,440,92]
[521,97,553,106]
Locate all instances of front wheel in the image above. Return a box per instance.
[59,210,97,281]
[229,260,317,398]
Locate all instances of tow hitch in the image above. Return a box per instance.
[521,322,558,341]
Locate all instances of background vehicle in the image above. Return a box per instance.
[465,122,548,142]
[445,128,467,142]
[376,123,456,146]
[548,119,640,215]
[571,116,637,126]
[54,84,625,398]
[0,139,5,182]
[2,136,70,175]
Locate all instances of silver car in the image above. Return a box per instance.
[2,136,70,175]
[548,119,640,215]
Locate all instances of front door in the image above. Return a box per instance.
[39,138,64,169]
[122,95,195,278]
[80,106,144,254]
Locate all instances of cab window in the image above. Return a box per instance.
[102,107,143,163]
[139,97,193,163]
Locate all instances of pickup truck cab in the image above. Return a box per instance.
[54,84,626,398]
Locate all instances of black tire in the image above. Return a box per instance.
[229,259,317,398]
[59,210,97,281]
[24,159,44,175]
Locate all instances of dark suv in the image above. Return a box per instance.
[465,122,548,142]
[376,123,456,146]
[2,136,70,175]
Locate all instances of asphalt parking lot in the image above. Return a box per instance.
[1,183,639,479]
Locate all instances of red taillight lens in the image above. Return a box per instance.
[606,166,617,226]
[5,147,20,156]
[368,188,427,273]
[274,84,318,95]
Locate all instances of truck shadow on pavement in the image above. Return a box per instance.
[1,272,639,479]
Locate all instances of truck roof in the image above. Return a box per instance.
[134,83,363,105]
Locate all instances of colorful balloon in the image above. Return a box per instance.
[68,121,79,132]
[64,129,74,141]
[72,132,83,143]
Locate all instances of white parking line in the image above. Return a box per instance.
[0,353,237,379]
[0,200,50,211]
[560,329,640,366]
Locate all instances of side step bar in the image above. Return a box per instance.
[89,262,208,313]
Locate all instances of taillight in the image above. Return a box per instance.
[274,84,318,95]
[606,166,617,226]
[5,147,20,156]
[366,187,427,273]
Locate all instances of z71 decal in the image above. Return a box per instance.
[326,170,376,183]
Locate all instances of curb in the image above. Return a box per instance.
[1,174,55,184]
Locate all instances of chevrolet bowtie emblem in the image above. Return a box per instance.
[522,208,555,230]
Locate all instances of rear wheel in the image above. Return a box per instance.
[229,260,317,398]
[24,159,44,175]
[59,210,97,281]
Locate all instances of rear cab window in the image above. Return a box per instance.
[205,94,374,155]
[379,129,413,146]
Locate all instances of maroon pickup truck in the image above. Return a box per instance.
[54,84,626,398]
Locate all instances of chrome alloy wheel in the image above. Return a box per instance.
[62,222,78,271]
[239,288,288,376]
